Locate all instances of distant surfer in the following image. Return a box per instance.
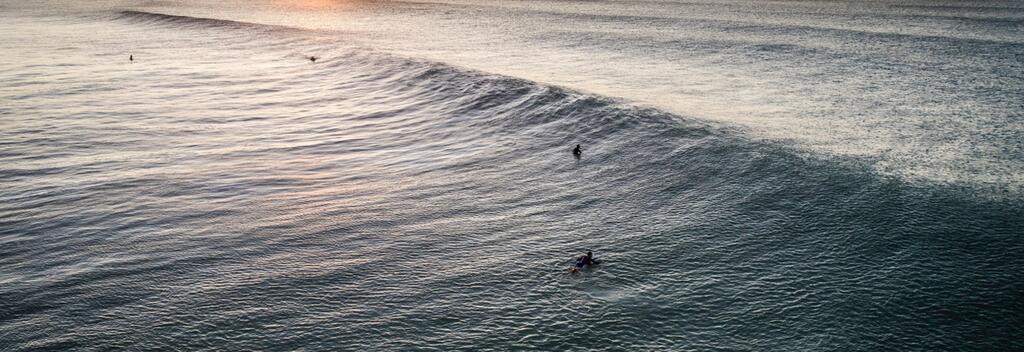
[572,144,582,158]
[568,251,599,273]
[129,54,133,62]
[309,56,318,62]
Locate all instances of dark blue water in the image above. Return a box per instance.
[1,1,1022,350]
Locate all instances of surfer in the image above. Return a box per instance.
[309,56,318,62]
[129,54,133,62]
[572,144,582,158]
[569,251,599,273]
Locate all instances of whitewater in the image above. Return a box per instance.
[1,0,1022,350]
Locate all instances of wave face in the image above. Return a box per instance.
[1,6,1023,352]
[132,0,1023,193]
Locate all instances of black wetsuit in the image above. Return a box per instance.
[574,256,592,268]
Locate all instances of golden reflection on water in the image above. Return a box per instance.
[272,0,355,10]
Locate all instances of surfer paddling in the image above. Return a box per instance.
[568,251,599,273]
[572,144,582,158]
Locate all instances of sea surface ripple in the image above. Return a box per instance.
[1,3,1022,351]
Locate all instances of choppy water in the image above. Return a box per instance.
[1,0,1023,350]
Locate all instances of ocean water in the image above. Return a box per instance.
[1,0,1022,350]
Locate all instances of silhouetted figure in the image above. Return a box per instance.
[309,56,318,62]
[129,55,133,62]
[572,144,582,159]
[569,251,599,273]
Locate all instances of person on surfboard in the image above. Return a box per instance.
[569,251,599,273]
[572,144,582,158]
